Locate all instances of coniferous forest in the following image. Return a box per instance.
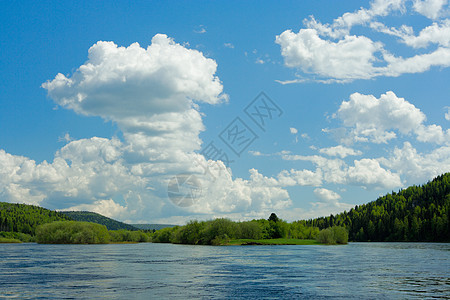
[306,173,450,242]
[0,202,70,235]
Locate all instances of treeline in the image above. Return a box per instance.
[35,221,152,244]
[306,173,450,242]
[3,173,448,244]
[61,211,138,231]
[152,214,324,245]
[0,202,71,235]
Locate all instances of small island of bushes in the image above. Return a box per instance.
[151,214,348,246]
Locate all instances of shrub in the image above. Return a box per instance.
[172,221,203,244]
[316,226,348,245]
[211,234,230,246]
[109,230,150,243]
[151,226,177,243]
[200,219,237,244]
[237,221,262,239]
[316,228,336,244]
[36,221,109,244]
[332,226,348,244]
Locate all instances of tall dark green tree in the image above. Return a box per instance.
[268,213,279,223]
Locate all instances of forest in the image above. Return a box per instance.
[306,173,450,242]
[0,202,70,235]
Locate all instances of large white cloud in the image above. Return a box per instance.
[276,0,450,82]
[42,34,227,168]
[43,34,226,118]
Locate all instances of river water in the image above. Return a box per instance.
[0,242,449,299]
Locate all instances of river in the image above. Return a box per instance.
[0,242,449,299]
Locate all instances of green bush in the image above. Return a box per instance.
[200,219,237,244]
[316,226,348,245]
[36,221,109,244]
[211,234,230,246]
[151,226,178,243]
[109,229,150,243]
[236,221,262,239]
[316,228,336,244]
[172,221,203,244]
[332,226,348,244]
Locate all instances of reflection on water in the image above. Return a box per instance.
[0,243,449,299]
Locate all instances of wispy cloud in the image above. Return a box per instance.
[194,25,207,34]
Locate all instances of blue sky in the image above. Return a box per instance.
[1,0,449,224]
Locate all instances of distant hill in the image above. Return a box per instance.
[0,202,71,235]
[307,173,450,242]
[131,224,177,231]
[60,211,138,231]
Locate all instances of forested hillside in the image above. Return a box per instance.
[307,173,450,242]
[61,211,138,231]
[0,202,71,235]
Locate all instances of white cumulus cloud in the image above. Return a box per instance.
[276,0,450,82]
[276,29,382,81]
[335,91,450,145]
[280,153,402,189]
[379,141,450,183]
[314,188,341,201]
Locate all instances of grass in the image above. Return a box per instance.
[224,238,321,246]
[0,237,22,243]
